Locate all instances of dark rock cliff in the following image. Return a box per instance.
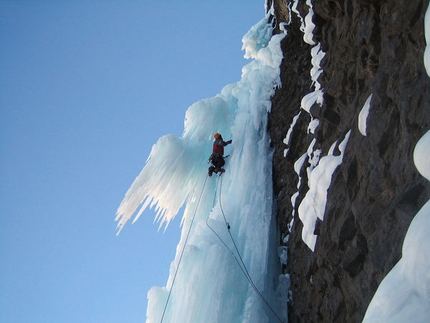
[267,0,430,322]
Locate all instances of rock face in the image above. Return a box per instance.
[267,0,430,322]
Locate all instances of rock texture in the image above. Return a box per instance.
[267,0,430,322]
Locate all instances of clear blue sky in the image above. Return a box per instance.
[0,1,265,322]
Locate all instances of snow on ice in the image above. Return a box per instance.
[358,94,373,137]
[283,111,301,157]
[298,131,351,251]
[287,0,349,252]
[117,8,288,323]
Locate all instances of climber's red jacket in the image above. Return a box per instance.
[213,138,232,155]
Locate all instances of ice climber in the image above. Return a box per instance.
[208,133,232,177]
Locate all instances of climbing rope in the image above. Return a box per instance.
[159,172,284,323]
[159,175,208,323]
[206,175,285,323]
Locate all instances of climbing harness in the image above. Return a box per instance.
[206,175,285,323]
[159,175,208,323]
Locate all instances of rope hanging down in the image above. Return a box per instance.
[159,175,208,323]
[206,175,285,323]
[159,173,284,323]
